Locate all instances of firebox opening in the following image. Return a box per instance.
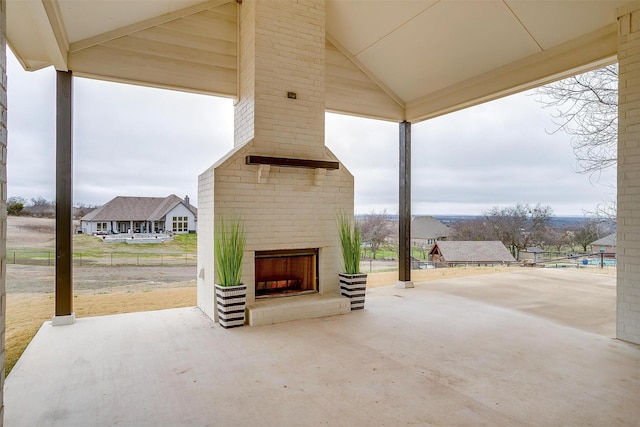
[255,248,318,299]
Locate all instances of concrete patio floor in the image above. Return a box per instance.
[5,268,640,426]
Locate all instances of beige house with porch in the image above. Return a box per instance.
[80,195,197,235]
[2,0,640,424]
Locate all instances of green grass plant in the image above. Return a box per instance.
[214,218,246,287]
[338,213,362,274]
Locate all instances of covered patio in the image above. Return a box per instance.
[5,269,640,426]
[3,0,640,424]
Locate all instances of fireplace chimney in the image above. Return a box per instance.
[197,0,355,325]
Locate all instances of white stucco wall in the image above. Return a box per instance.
[166,204,197,233]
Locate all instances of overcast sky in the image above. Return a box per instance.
[7,49,616,217]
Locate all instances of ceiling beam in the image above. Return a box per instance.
[326,33,405,110]
[69,0,233,53]
[406,24,617,123]
[27,0,69,71]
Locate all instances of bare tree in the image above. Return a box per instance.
[571,219,604,252]
[535,64,618,176]
[540,227,571,252]
[451,218,494,241]
[24,197,55,217]
[74,203,99,219]
[485,203,553,257]
[358,210,393,260]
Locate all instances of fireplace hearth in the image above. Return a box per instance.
[255,249,318,299]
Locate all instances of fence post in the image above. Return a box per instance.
[48,252,51,266]
[111,253,113,266]
[185,253,188,265]
[137,254,139,266]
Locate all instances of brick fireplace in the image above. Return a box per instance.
[197,0,354,326]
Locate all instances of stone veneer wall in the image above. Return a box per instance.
[617,8,640,345]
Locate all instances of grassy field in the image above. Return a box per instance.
[8,222,197,266]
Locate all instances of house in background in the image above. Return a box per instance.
[411,216,451,249]
[519,247,545,263]
[81,195,197,235]
[590,233,617,256]
[429,241,517,266]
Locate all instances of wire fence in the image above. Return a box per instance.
[8,251,197,267]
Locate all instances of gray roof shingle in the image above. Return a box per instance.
[430,241,516,263]
[81,195,197,222]
[411,216,451,239]
[590,233,616,247]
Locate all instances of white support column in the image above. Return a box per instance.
[617,8,640,344]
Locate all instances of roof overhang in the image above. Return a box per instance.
[6,0,633,123]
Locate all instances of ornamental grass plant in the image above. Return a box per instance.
[214,218,246,287]
[338,213,362,274]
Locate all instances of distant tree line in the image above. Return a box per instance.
[451,203,611,256]
[7,196,98,219]
[355,204,611,261]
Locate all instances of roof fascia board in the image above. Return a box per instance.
[27,0,69,70]
[70,69,237,99]
[326,33,406,111]
[69,0,233,53]
[406,24,617,123]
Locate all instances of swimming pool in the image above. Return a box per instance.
[584,258,617,266]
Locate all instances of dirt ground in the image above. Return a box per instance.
[7,264,196,293]
[7,216,57,249]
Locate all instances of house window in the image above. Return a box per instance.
[173,216,188,232]
[96,222,107,232]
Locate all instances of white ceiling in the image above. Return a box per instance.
[6,0,630,122]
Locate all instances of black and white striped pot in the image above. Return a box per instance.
[339,273,367,310]
[215,284,247,328]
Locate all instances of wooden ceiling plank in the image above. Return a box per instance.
[160,15,236,43]
[70,44,236,97]
[134,26,236,57]
[104,35,236,69]
[69,0,233,53]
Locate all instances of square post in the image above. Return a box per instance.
[397,121,414,288]
[617,8,640,344]
[53,70,74,326]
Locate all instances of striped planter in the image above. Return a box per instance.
[215,284,247,328]
[339,273,368,310]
